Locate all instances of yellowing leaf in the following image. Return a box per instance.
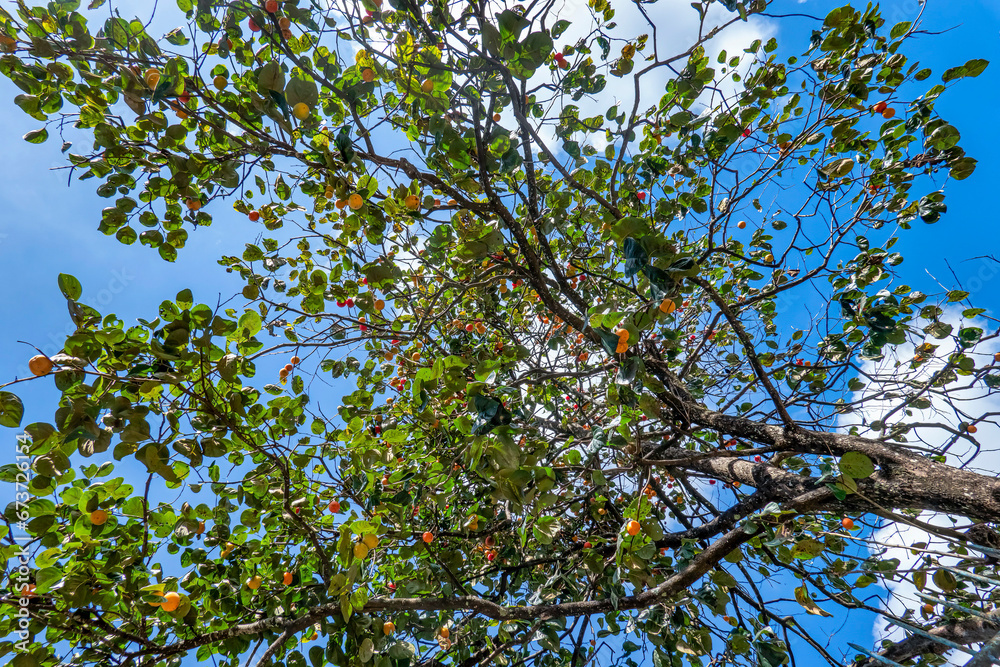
[795,586,833,616]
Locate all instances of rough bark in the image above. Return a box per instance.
[686,406,1000,524]
[857,609,1000,667]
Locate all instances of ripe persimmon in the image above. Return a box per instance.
[161,591,180,612]
[28,355,53,376]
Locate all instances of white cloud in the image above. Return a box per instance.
[838,309,1000,663]
[528,0,778,155]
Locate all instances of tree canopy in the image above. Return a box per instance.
[0,0,998,666]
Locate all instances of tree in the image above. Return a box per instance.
[0,0,996,665]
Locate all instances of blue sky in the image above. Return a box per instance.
[2,0,1000,664]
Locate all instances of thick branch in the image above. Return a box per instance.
[687,406,1000,524]
[856,609,1000,667]
[127,525,756,660]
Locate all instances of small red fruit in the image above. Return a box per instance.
[422,531,435,543]
[248,18,261,31]
[265,0,279,13]
[841,517,855,530]
[248,210,260,221]
[328,500,341,513]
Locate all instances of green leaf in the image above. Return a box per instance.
[498,9,530,44]
[243,244,265,261]
[470,393,512,435]
[958,327,983,347]
[947,290,969,302]
[238,310,262,337]
[285,75,319,108]
[151,77,174,104]
[258,60,286,92]
[595,328,622,356]
[839,452,874,479]
[942,58,988,82]
[791,538,825,560]
[388,642,416,660]
[889,22,911,39]
[176,289,193,309]
[24,127,49,143]
[949,156,977,180]
[58,273,83,300]
[269,89,290,117]
[533,516,560,545]
[622,237,648,277]
[756,640,788,667]
[933,568,957,592]
[359,638,374,662]
[822,157,854,178]
[924,321,952,339]
[164,27,189,45]
[0,392,25,428]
